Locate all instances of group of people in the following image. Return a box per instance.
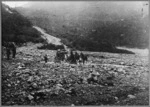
[2,41,88,65]
[2,41,99,84]
[69,51,88,64]
[54,49,88,64]
[2,42,17,60]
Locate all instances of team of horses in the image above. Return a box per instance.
[54,49,88,64]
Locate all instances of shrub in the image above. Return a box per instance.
[37,43,65,50]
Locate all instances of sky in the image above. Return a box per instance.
[2,0,149,16]
[2,1,28,7]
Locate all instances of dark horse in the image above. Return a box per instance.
[79,52,88,64]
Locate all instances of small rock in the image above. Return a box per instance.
[107,76,114,80]
[56,83,62,87]
[18,66,23,69]
[17,80,20,83]
[140,87,145,90]
[128,94,136,99]
[32,83,37,88]
[120,62,125,65]
[71,104,75,106]
[21,91,26,96]
[24,69,31,73]
[56,83,65,91]
[35,76,40,81]
[107,82,114,86]
[16,72,21,76]
[33,69,38,71]
[28,94,34,100]
[27,76,33,82]
[7,84,11,87]
[114,96,118,100]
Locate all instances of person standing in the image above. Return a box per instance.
[70,51,76,64]
[74,51,80,64]
[11,42,16,58]
[44,54,48,63]
[6,47,11,60]
[80,52,85,64]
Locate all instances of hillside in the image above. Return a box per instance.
[15,1,149,50]
[1,4,45,45]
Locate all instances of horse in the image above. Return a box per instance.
[79,52,88,64]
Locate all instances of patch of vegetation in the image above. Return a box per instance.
[37,43,65,50]
[61,37,134,54]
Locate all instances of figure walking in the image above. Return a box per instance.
[6,47,11,60]
[11,42,16,58]
[44,54,48,63]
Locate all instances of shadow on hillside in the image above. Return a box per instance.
[37,43,134,54]
[106,48,135,54]
[87,49,134,54]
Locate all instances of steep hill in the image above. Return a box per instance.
[15,1,149,50]
[1,4,45,45]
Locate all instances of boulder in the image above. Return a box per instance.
[27,76,34,82]
[128,94,136,99]
[28,94,34,100]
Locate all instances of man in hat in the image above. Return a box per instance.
[44,54,48,63]
[74,51,80,64]
[6,47,11,60]
[11,42,16,58]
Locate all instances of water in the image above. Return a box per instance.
[117,47,149,56]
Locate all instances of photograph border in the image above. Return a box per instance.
[0,0,149,107]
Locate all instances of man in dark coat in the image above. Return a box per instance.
[74,51,80,64]
[11,42,16,58]
[70,51,76,64]
[5,42,17,59]
[80,52,88,64]
[44,54,48,63]
[7,42,17,58]
[80,52,85,64]
[6,47,11,60]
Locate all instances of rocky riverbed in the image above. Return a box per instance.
[2,43,149,106]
